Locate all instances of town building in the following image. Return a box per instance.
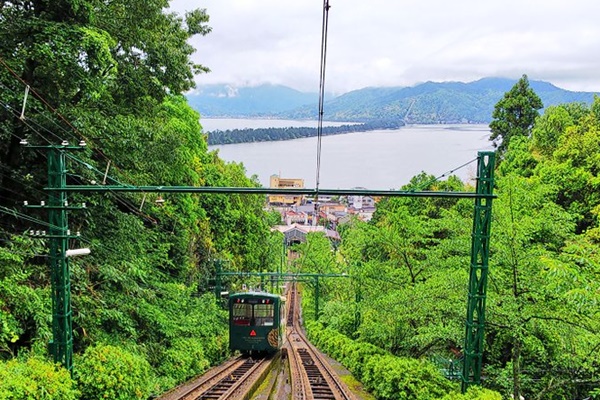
[268,175,304,206]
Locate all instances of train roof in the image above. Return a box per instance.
[229,292,284,301]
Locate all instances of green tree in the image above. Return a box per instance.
[489,74,543,156]
[0,1,277,395]
[531,105,574,157]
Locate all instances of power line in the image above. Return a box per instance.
[411,157,479,191]
[0,57,91,145]
[0,82,72,144]
[0,74,160,223]
[315,0,331,198]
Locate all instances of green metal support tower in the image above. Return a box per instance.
[23,142,86,374]
[214,271,349,320]
[214,259,223,300]
[46,146,80,373]
[313,275,320,319]
[462,151,496,391]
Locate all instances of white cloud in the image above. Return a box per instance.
[170,0,600,93]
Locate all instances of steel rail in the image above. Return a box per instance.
[190,357,271,400]
[157,356,246,400]
[157,355,273,400]
[286,284,355,400]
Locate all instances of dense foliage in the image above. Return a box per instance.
[0,357,79,399]
[294,95,600,399]
[0,0,281,397]
[305,320,501,400]
[207,120,403,145]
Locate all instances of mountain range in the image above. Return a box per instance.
[186,84,324,117]
[186,78,598,124]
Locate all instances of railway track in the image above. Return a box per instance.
[157,354,274,400]
[159,283,355,400]
[286,283,356,400]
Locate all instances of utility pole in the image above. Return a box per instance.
[24,140,87,374]
[214,259,222,300]
[48,145,73,372]
[313,275,320,319]
[462,151,495,392]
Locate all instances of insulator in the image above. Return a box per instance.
[41,230,46,236]
[40,201,45,206]
[19,138,28,145]
[61,140,69,146]
[76,231,81,236]
[23,200,28,206]
[79,140,86,147]
[81,202,86,208]
[29,230,34,236]
[35,230,40,236]
[67,230,71,236]
[64,200,69,206]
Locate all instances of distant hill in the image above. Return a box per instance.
[186,78,599,124]
[186,83,321,116]
[280,78,599,123]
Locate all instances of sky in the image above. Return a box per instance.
[169,0,600,95]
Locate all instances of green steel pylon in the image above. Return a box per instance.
[23,141,86,374]
[24,143,86,374]
[47,147,73,373]
[462,151,496,392]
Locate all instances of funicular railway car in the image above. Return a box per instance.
[229,292,286,354]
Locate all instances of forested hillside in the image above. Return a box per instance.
[0,1,281,398]
[190,78,597,124]
[293,78,600,399]
[282,78,598,123]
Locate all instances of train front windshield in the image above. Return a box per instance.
[232,299,274,327]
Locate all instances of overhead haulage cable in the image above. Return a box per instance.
[315,0,331,199]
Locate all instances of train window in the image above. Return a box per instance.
[253,304,274,326]
[232,303,252,326]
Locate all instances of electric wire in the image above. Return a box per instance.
[0,205,61,230]
[0,57,92,145]
[0,206,130,263]
[0,74,160,223]
[1,58,146,189]
[0,82,72,144]
[0,47,215,271]
[1,101,61,146]
[411,157,479,192]
[65,153,134,187]
[315,0,330,199]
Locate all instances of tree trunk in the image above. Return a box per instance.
[512,334,522,400]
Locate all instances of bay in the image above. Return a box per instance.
[203,118,493,190]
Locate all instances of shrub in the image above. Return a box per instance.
[75,344,155,399]
[306,321,491,400]
[156,338,210,389]
[442,386,503,400]
[0,356,78,400]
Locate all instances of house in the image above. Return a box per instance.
[273,223,341,245]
